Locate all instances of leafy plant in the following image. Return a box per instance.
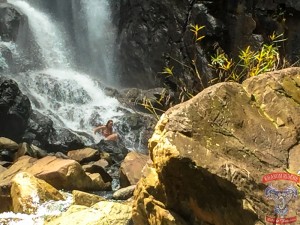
[210,32,286,83]
[190,24,205,43]
[141,24,290,120]
[140,88,169,120]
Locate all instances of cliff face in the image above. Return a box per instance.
[132,67,300,224]
[115,0,300,88]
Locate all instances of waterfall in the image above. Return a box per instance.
[8,0,70,68]
[4,0,124,144]
[72,0,117,86]
[82,0,116,85]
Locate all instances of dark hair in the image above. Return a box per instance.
[106,120,113,127]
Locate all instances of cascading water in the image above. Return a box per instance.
[79,0,117,85]
[3,0,125,145]
[0,1,142,223]
[8,0,70,68]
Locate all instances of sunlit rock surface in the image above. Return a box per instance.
[0,137,19,150]
[0,192,72,225]
[113,185,136,200]
[119,151,149,188]
[133,68,300,224]
[72,190,105,207]
[67,148,100,164]
[11,172,64,214]
[0,155,110,191]
[45,201,132,225]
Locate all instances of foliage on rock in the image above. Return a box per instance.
[142,25,297,120]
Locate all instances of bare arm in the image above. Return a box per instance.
[93,125,105,134]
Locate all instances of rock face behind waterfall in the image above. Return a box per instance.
[115,1,300,88]
[0,77,86,152]
[0,3,23,42]
[132,68,300,224]
[0,77,31,142]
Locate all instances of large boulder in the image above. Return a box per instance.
[24,111,87,153]
[0,155,111,192]
[132,68,300,224]
[11,172,64,214]
[0,77,31,142]
[93,140,129,163]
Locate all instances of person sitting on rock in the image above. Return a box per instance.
[93,119,118,141]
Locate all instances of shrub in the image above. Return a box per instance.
[142,25,292,120]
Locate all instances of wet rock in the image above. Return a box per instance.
[0,44,13,70]
[0,77,31,142]
[47,128,85,153]
[93,139,129,163]
[11,172,64,214]
[0,149,14,162]
[116,112,156,152]
[23,110,54,148]
[115,0,300,93]
[0,3,24,42]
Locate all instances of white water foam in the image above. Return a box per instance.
[6,0,124,144]
[0,192,72,225]
[16,68,124,143]
[7,0,70,68]
[81,0,117,86]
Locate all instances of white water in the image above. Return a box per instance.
[0,52,8,69]
[0,192,73,225]
[0,1,139,223]
[77,0,117,86]
[17,69,123,141]
[8,0,70,68]
[3,0,124,144]
[0,38,18,70]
